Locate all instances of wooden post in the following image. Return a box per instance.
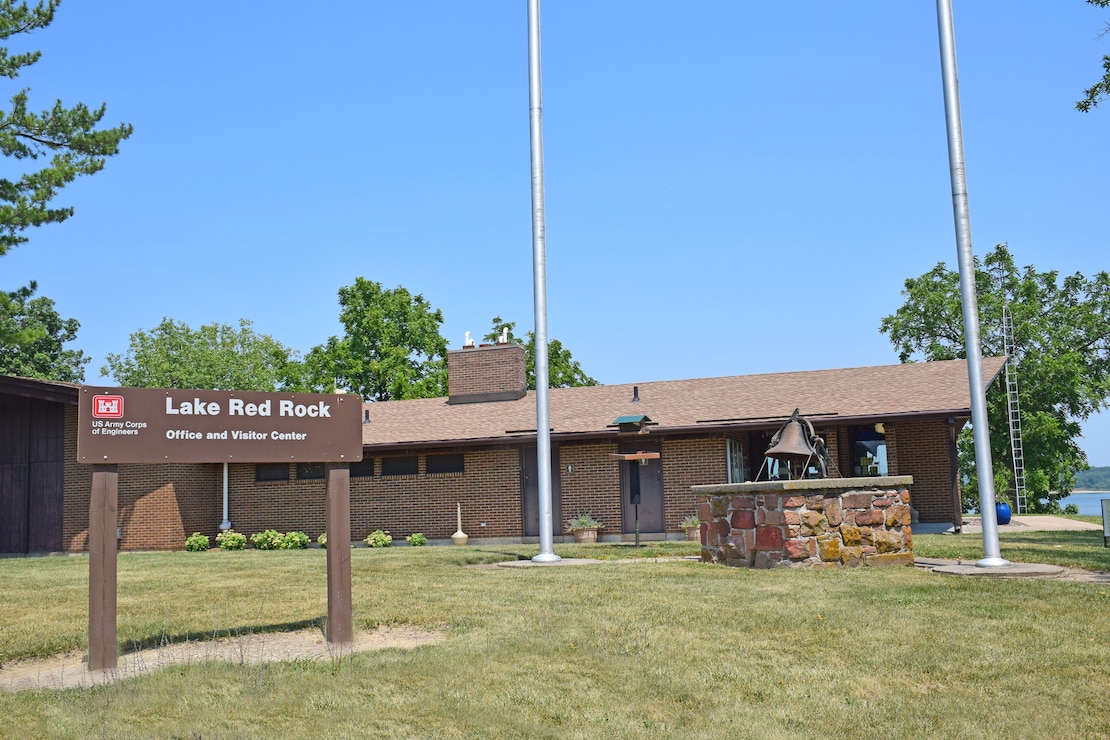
[88,464,118,670]
[325,462,352,644]
[949,418,963,533]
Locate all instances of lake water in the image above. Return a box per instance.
[1054,491,1110,516]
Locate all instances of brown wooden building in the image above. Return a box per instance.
[0,349,1005,553]
[0,375,73,553]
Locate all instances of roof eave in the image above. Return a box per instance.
[361,408,974,451]
[0,375,80,404]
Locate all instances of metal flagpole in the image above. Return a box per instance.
[935,0,1008,567]
[528,0,559,563]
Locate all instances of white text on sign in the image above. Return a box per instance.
[164,397,331,418]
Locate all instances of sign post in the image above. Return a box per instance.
[325,462,353,644]
[78,386,363,669]
[88,464,118,671]
[1102,499,1109,549]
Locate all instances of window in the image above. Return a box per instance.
[350,459,375,478]
[426,453,464,475]
[256,463,289,482]
[381,456,418,476]
[851,424,887,477]
[296,462,325,480]
[727,438,746,483]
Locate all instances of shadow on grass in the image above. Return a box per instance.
[120,617,325,655]
[423,548,538,567]
[458,545,667,568]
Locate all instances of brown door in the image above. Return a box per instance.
[522,444,562,537]
[27,400,64,552]
[0,398,63,553]
[621,446,664,534]
[0,397,30,553]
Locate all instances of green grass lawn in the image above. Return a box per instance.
[2,541,1108,738]
[914,527,1110,571]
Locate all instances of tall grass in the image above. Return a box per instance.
[1,544,1108,738]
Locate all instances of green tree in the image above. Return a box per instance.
[0,280,87,381]
[1075,466,1110,489]
[101,318,299,391]
[0,1,132,256]
[0,1,132,348]
[880,244,1110,511]
[1077,0,1110,112]
[306,279,448,401]
[484,316,598,389]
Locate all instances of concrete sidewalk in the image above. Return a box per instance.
[914,515,1103,535]
[914,555,1110,583]
[914,557,1068,579]
[912,514,1109,581]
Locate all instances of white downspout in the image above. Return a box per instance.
[220,462,232,531]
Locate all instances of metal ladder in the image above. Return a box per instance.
[1002,305,1027,514]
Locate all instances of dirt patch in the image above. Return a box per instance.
[0,625,445,693]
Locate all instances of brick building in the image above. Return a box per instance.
[0,349,1006,553]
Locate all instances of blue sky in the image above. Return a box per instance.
[5,2,1109,464]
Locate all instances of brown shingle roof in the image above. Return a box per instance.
[361,358,1006,448]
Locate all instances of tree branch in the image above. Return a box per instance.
[13,130,63,149]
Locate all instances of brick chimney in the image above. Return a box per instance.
[447,343,527,404]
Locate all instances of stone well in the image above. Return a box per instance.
[692,476,914,569]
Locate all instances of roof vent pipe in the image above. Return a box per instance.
[632,386,640,403]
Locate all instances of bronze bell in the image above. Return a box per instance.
[765,419,817,463]
[764,408,829,479]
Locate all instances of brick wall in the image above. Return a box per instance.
[890,418,956,522]
[63,404,87,549]
[556,436,732,535]
[447,344,526,402]
[817,426,841,474]
[885,423,900,474]
[116,464,219,550]
[830,427,849,477]
[559,441,622,533]
[662,436,728,529]
[228,447,523,542]
[64,406,219,551]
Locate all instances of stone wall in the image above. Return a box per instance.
[692,477,914,569]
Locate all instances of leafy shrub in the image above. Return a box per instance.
[251,529,284,551]
[185,532,209,552]
[279,531,310,550]
[406,532,428,547]
[565,512,601,531]
[215,529,247,550]
[365,529,392,548]
[317,532,327,549]
[1064,503,1080,515]
[681,513,700,529]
